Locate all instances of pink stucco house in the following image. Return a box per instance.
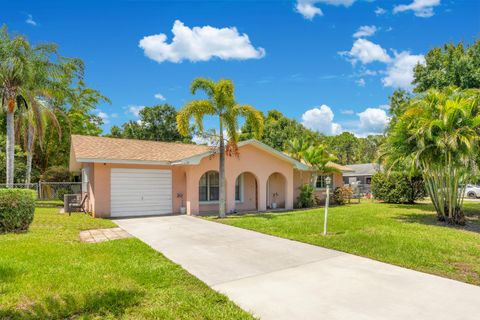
[69,135,350,218]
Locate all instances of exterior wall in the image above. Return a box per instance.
[184,144,295,215]
[293,169,344,206]
[84,162,187,218]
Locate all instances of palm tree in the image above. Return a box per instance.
[301,145,339,186]
[285,138,310,161]
[383,87,480,224]
[0,26,30,186]
[177,78,264,218]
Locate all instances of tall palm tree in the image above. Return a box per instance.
[383,87,480,224]
[177,78,264,218]
[0,26,30,186]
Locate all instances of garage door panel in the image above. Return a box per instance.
[110,168,172,217]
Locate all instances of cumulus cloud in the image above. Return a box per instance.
[341,109,354,115]
[295,0,356,19]
[139,20,265,63]
[127,105,145,117]
[393,0,441,18]
[356,78,366,87]
[357,108,390,136]
[97,111,109,124]
[154,93,166,100]
[382,51,425,89]
[353,25,377,38]
[340,38,391,64]
[375,7,386,15]
[25,14,37,26]
[301,105,342,135]
[341,39,424,90]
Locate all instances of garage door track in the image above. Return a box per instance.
[115,215,480,320]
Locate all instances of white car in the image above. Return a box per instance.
[464,184,480,198]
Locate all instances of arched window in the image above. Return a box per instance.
[199,171,219,202]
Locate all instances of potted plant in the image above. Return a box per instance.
[177,193,186,214]
[271,192,279,209]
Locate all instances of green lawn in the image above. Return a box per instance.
[0,207,253,320]
[210,201,480,285]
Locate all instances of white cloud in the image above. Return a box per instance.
[25,14,37,26]
[341,38,391,64]
[356,78,366,87]
[111,113,119,118]
[154,93,166,101]
[393,0,441,18]
[301,105,342,135]
[97,111,109,124]
[139,20,265,63]
[353,25,377,38]
[127,105,145,117]
[375,7,386,15]
[295,0,356,19]
[356,108,390,136]
[378,104,390,111]
[382,51,425,89]
[341,109,354,115]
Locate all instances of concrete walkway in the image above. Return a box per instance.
[115,215,480,320]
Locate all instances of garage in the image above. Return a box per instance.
[110,168,172,217]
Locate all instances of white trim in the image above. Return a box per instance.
[77,158,171,165]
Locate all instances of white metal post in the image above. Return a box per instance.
[323,176,331,236]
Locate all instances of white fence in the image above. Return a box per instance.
[0,182,82,201]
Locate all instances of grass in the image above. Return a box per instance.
[209,201,480,285]
[0,207,253,320]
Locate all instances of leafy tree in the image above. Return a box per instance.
[241,109,322,151]
[177,78,264,218]
[284,138,310,161]
[413,41,480,92]
[0,134,28,184]
[382,87,480,225]
[111,104,190,142]
[327,132,358,164]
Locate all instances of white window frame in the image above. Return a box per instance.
[315,174,333,190]
[199,171,220,204]
[81,167,89,194]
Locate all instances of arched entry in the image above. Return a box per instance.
[267,172,286,209]
[234,172,258,212]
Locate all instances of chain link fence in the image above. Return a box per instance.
[0,182,82,201]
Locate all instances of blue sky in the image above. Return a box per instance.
[2,0,479,137]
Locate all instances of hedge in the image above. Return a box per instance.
[371,172,425,204]
[0,189,36,233]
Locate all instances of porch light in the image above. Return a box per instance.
[323,176,332,236]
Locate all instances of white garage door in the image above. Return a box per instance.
[111,168,172,217]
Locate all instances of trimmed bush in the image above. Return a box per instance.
[0,189,36,233]
[371,172,425,204]
[333,186,353,205]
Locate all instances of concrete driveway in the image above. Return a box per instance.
[115,215,480,320]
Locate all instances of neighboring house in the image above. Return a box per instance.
[342,163,382,192]
[70,135,351,218]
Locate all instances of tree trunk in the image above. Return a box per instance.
[6,109,15,187]
[219,115,226,218]
[25,124,34,185]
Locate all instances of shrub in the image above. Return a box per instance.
[333,186,353,205]
[41,166,73,182]
[371,172,425,204]
[296,184,317,208]
[0,189,36,233]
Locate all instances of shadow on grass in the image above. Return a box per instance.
[390,202,480,234]
[0,266,18,284]
[0,289,144,319]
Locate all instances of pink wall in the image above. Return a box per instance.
[184,144,294,215]
[84,163,186,218]
[293,169,345,205]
